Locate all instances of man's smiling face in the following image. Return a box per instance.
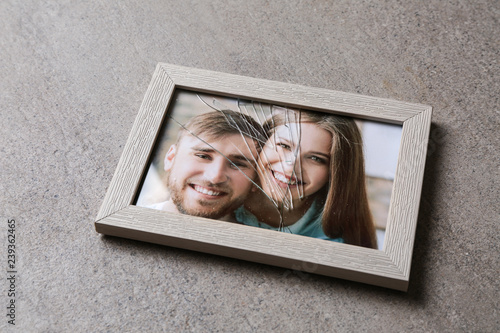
[164,133,258,219]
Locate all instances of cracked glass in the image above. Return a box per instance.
[135,90,402,250]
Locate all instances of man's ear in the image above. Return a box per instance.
[164,144,177,172]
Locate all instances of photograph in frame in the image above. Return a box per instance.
[94,63,432,291]
[135,90,402,251]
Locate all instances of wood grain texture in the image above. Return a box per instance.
[96,64,175,220]
[384,107,433,276]
[95,205,407,290]
[94,64,432,291]
[159,63,429,124]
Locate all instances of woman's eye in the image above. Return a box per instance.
[310,156,327,164]
[277,143,291,150]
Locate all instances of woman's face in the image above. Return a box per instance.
[258,122,332,206]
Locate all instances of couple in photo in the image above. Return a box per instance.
[149,108,377,249]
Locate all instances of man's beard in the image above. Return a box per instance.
[167,171,245,219]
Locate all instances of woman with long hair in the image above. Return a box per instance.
[236,109,377,249]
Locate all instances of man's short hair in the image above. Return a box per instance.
[175,110,266,146]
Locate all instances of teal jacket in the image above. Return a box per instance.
[235,200,344,243]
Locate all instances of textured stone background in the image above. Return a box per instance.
[1,1,498,331]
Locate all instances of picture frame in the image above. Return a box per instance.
[94,63,432,291]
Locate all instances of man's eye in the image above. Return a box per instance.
[195,154,211,160]
[230,161,248,169]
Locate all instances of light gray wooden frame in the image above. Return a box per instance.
[94,63,432,291]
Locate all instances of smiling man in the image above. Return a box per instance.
[152,111,266,222]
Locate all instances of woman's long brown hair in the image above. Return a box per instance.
[264,110,377,249]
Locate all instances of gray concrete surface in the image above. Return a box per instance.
[1,1,498,331]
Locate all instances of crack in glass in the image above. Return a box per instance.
[168,95,308,232]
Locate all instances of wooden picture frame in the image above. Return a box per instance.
[94,63,432,291]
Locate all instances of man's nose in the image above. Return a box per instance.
[204,159,228,184]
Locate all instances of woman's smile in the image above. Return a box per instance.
[270,169,303,186]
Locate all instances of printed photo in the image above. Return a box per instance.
[135,90,402,250]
